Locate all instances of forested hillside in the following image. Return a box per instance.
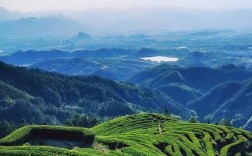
[188,79,252,131]
[130,64,252,131]
[0,61,187,127]
[131,64,252,103]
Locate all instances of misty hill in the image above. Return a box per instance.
[63,7,252,33]
[188,79,252,131]
[32,58,107,75]
[1,7,252,35]
[130,64,252,93]
[0,61,187,125]
[0,49,134,65]
[0,50,70,65]
[71,32,91,40]
[31,58,155,80]
[0,49,157,80]
[0,17,84,38]
[0,7,23,21]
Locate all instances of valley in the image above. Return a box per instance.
[1,31,252,134]
[0,5,252,155]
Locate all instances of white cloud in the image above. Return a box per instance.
[0,0,252,12]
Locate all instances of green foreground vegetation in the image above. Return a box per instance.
[0,113,251,156]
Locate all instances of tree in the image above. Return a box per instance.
[0,120,14,138]
[21,119,28,126]
[164,108,171,117]
[64,114,99,128]
[189,116,198,123]
[203,115,212,124]
[219,118,231,126]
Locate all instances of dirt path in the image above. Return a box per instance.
[158,121,163,134]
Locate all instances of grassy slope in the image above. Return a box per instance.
[0,113,251,156]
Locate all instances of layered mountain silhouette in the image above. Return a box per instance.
[130,64,252,130]
[0,61,187,125]
[0,17,84,38]
[188,79,252,129]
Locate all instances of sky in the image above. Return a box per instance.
[1,0,252,12]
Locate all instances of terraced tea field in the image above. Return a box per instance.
[0,114,251,156]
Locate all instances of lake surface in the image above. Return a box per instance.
[140,56,178,63]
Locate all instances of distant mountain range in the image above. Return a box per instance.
[1,7,252,36]
[78,8,252,33]
[0,16,85,38]
[0,7,23,21]
[0,49,157,80]
[31,58,155,80]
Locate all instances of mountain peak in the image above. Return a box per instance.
[76,32,91,39]
[0,7,9,12]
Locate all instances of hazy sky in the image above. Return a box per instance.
[1,0,252,12]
